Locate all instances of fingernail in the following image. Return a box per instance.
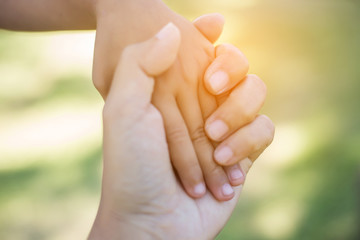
[230,168,243,181]
[206,120,229,141]
[222,183,234,196]
[194,183,206,195]
[209,71,229,93]
[214,146,233,164]
[156,22,176,40]
[240,158,253,175]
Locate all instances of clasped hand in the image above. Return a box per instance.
[93,13,274,201]
[89,15,274,239]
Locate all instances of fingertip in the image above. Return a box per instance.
[204,44,249,95]
[193,13,225,28]
[214,145,234,166]
[183,181,206,199]
[193,13,225,43]
[225,164,245,186]
[193,183,207,198]
[141,22,181,76]
[221,183,235,200]
[213,13,226,26]
[206,70,229,95]
[204,171,236,201]
[205,119,229,142]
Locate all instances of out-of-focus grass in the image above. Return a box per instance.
[0,0,359,239]
[0,31,103,239]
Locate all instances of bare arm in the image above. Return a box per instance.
[0,0,274,204]
[0,0,96,30]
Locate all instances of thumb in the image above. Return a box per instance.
[193,13,225,43]
[105,23,180,113]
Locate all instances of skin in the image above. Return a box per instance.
[92,1,274,200]
[0,1,275,237]
[89,24,251,239]
[0,0,275,201]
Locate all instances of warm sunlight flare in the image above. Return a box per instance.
[1,0,359,239]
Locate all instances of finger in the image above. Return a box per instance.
[106,22,180,112]
[204,44,249,95]
[239,158,253,176]
[177,88,235,201]
[249,148,267,163]
[140,22,181,76]
[152,93,206,198]
[224,163,245,186]
[213,115,275,166]
[197,55,243,189]
[205,74,267,142]
[198,69,218,121]
[192,13,225,43]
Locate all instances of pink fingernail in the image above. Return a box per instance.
[222,183,234,196]
[156,22,177,40]
[206,120,229,141]
[209,71,228,93]
[214,146,233,164]
[230,168,243,180]
[194,183,206,195]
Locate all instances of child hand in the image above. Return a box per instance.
[93,3,274,201]
[192,14,274,196]
[91,25,246,239]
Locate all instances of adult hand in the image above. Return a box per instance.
[93,2,274,201]
[92,1,250,201]
[89,24,247,240]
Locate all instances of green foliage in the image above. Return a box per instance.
[0,1,359,239]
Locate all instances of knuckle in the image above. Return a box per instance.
[186,161,202,172]
[167,127,189,144]
[190,126,209,145]
[177,161,202,182]
[206,163,225,177]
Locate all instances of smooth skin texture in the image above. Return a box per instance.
[89,24,252,240]
[93,1,236,201]
[93,4,274,201]
[0,0,275,201]
[0,0,96,30]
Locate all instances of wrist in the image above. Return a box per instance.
[88,202,164,239]
[89,211,153,239]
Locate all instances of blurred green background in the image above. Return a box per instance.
[0,0,359,239]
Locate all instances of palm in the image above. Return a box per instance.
[107,109,242,240]
[99,14,244,239]
[164,180,242,239]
